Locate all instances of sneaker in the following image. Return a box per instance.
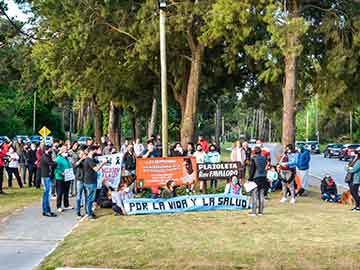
[280,197,287,203]
[57,208,63,213]
[88,214,96,220]
[290,198,296,204]
[43,212,57,217]
[248,213,257,217]
[351,208,360,212]
[64,206,74,210]
[258,213,264,216]
[49,212,57,217]
[77,213,83,218]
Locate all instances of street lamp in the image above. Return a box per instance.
[159,0,168,157]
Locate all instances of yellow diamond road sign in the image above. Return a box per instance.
[38,126,51,137]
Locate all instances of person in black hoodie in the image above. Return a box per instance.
[320,175,340,202]
[40,146,56,217]
[97,178,114,208]
[27,143,37,187]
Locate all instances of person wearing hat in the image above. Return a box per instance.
[296,144,311,196]
[320,175,340,202]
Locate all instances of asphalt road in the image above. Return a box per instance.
[309,154,348,188]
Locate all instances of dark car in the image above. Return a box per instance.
[323,144,343,158]
[339,144,360,161]
[305,141,320,154]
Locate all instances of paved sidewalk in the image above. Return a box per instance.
[0,199,78,270]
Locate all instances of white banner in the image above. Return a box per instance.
[96,153,123,189]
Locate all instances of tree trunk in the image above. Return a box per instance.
[180,44,204,146]
[147,94,157,139]
[108,101,121,150]
[215,101,221,147]
[282,0,300,146]
[135,116,141,140]
[93,98,102,144]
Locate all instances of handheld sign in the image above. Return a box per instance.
[38,126,51,137]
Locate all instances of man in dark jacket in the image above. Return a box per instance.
[249,146,267,216]
[74,148,87,217]
[320,175,340,202]
[40,146,56,217]
[27,143,37,187]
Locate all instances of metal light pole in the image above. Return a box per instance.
[159,0,168,157]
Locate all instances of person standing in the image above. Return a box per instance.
[68,142,80,196]
[206,144,221,189]
[185,142,195,156]
[134,138,145,157]
[171,143,185,157]
[279,144,298,204]
[7,146,23,188]
[35,144,43,189]
[27,143,37,187]
[296,144,311,196]
[0,144,7,194]
[194,144,207,193]
[120,139,129,154]
[83,146,107,219]
[197,135,209,153]
[40,146,57,217]
[231,140,246,180]
[141,141,160,158]
[102,141,113,156]
[54,146,73,212]
[248,146,267,216]
[345,151,360,212]
[74,148,87,217]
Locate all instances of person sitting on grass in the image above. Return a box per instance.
[266,165,278,193]
[112,182,134,216]
[320,175,340,203]
[224,175,242,195]
[161,180,177,199]
[96,178,114,208]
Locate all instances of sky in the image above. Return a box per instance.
[4,0,31,22]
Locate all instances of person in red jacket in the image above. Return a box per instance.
[0,144,7,194]
[197,135,209,153]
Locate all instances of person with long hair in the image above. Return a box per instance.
[6,145,23,188]
[345,150,360,212]
[231,140,246,180]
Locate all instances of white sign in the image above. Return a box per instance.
[96,153,123,189]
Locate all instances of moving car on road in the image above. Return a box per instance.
[305,141,320,154]
[323,144,343,158]
[339,144,360,161]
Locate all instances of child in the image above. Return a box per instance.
[266,165,278,192]
[271,165,283,192]
[320,175,340,203]
[224,175,242,195]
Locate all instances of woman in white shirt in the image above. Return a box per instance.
[193,144,207,193]
[7,146,23,188]
[231,140,247,180]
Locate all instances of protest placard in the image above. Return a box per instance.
[136,157,198,188]
[197,162,243,180]
[96,153,123,189]
[123,193,250,215]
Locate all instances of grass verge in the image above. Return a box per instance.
[39,190,360,270]
[0,186,42,218]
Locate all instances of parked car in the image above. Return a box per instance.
[323,144,343,158]
[305,141,320,154]
[30,135,42,144]
[78,136,92,145]
[13,135,31,144]
[0,136,10,144]
[339,144,360,161]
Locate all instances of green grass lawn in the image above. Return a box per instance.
[0,186,42,218]
[39,190,360,270]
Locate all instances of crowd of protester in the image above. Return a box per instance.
[1,133,358,220]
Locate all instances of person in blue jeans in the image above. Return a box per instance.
[74,147,88,217]
[40,146,57,217]
[83,146,107,219]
